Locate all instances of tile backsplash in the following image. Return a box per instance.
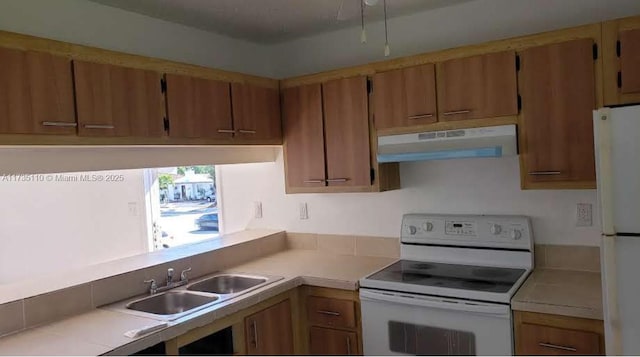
[286,232,400,259]
[535,244,600,272]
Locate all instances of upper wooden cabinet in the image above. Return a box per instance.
[245,299,293,355]
[283,77,381,193]
[165,74,234,139]
[231,83,281,141]
[373,64,437,131]
[436,51,518,121]
[603,17,640,105]
[518,38,597,189]
[322,76,371,188]
[74,60,164,137]
[0,47,76,135]
[282,83,327,189]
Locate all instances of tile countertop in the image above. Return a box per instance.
[0,250,395,356]
[512,268,603,320]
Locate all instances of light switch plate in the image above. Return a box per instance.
[299,202,309,220]
[577,203,592,227]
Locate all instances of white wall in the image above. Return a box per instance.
[0,0,276,77]
[0,169,148,284]
[271,0,640,77]
[219,150,600,246]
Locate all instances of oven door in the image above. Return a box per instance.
[360,288,513,356]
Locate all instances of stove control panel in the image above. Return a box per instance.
[401,214,533,250]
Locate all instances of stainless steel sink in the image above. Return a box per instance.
[126,291,219,319]
[104,272,283,321]
[187,274,267,295]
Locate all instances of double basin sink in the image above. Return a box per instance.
[108,273,282,321]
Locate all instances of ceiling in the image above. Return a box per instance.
[89,0,475,44]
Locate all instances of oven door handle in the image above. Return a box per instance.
[360,289,510,317]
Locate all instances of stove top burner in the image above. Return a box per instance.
[472,268,512,279]
[409,263,437,270]
[461,280,497,290]
[365,260,526,294]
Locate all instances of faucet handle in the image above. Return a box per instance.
[167,268,175,283]
[143,279,157,294]
[180,267,192,282]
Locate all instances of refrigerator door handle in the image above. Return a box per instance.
[594,108,615,236]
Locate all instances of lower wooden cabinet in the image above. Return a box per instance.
[245,299,294,355]
[309,327,358,355]
[514,311,605,355]
[301,286,362,356]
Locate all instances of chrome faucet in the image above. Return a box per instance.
[144,279,158,295]
[143,267,193,295]
[167,268,175,285]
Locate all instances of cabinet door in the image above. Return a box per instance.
[165,74,233,139]
[438,51,518,121]
[74,61,164,137]
[619,28,640,94]
[322,76,371,187]
[373,64,437,130]
[309,327,358,355]
[231,83,281,141]
[519,39,596,187]
[282,84,327,190]
[245,299,293,355]
[0,47,76,134]
[518,323,601,355]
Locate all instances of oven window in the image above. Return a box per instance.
[388,321,476,355]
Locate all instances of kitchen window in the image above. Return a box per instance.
[144,166,221,250]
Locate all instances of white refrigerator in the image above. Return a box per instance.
[593,106,640,355]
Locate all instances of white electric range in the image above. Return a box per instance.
[359,214,534,356]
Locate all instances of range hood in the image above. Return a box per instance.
[377,125,517,163]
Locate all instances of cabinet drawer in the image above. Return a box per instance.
[519,323,601,355]
[307,296,356,328]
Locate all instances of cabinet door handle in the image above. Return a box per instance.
[304,179,325,184]
[238,129,256,134]
[42,121,78,127]
[346,336,352,355]
[217,129,235,134]
[408,113,434,120]
[538,342,577,352]
[83,124,114,129]
[317,310,341,316]
[528,171,562,176]
[443,110,471,116]
[326,178,349,183]
[252,321,258,348]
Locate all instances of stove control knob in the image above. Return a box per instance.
[490,224,502,235]
[511,229,522,240]
[408,225,417,235]
[422,222,434,232]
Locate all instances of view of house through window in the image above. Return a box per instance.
[147,166,220,250]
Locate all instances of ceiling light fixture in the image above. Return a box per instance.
[364,0,379,6]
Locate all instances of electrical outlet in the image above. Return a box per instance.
[254,201,263,219]
[299,202,309,220]
[577,203,592,227]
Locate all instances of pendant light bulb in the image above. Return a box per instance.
[384,43,390,57]
[360,0,366,43]
[361,29,367,43]
[383,0,390,56]
[364,0,379,6]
